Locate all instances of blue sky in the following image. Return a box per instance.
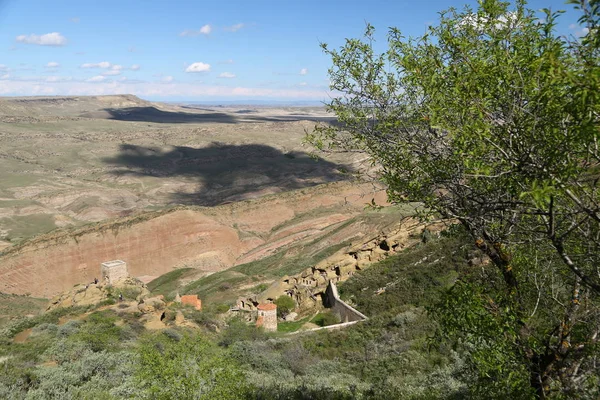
[0,0,589,102]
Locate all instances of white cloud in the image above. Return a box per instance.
[118,77,145,84]
[100,64,124,75]
[45,62,60,68]
[185,62,211,73]
[300,68,308,75]
[569,23,590,37]
[218,72,236,79]
[224,23,244,32]
[81,61,111,69]
[200,24,212,34]
[86,75,105,82]
[16,32,67,46]
[299,82,307,86]
[130,64,140,71]
[220,59,234,64]
[0,74,10,80]
[0,64,7,70]
[0,78,335,99]
[70,17,80,23]
[46,76,72,82]
[161,76,174,83]
[180,24,212,37]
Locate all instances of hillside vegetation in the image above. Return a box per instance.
[0,232,475,399]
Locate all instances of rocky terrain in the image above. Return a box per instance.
[0,95,360,249]
[0,181,393,298]
[0,94,407,301]
[242,218,448,313]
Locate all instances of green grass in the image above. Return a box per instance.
[231,240,352,280]
[1,305,89,339]
[0,199,40,208]
[147,268,195,297]
[277,317,310,333]
[0,172,39,188]
[338,233,470,316]
[0,293,47,328]
[2,214,57,242]
[310,311,340,327]
[231,252,285,276]
[183,271,249,305]
[184,238,353,306]
[269,207,341,233]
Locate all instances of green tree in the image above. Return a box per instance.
[274,295,296,318]
[136,332,251,399]
[310,0,600,397]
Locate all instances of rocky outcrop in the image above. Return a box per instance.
[137,295,166,313]
[46,277,150,311]
[237,219,448,312]
[0,182,389,298]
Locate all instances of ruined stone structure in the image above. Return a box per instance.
[101,260,128,284]
[256,303,277,332]
[323,281,367,323]
[236,219,448,313]
[180,294,202,311]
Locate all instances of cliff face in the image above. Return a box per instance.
[0,182,389,298]
[0,211,241,298]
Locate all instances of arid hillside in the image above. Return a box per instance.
[0,95,363,250]
[0,180,393,298]
[0,95,399,299]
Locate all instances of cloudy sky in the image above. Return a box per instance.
[0,0,586,102]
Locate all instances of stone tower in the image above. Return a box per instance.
[256,303,277,332]
[101,260,128,284]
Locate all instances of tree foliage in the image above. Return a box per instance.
[274,295,296,318]
[136,332,250,399]
[310,0,600,397]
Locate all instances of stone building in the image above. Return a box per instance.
[101,260,128,284]
[180,294,202,311]
[256,303,277,332]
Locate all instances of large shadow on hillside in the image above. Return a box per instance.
[103,143,350,206]
[101,107,238,124]
[100,106,338,124]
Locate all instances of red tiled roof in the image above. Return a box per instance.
[257,303,277,311]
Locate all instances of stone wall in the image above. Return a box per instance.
[324,281,367,323]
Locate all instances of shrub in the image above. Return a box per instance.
[31,323,58,336]
[57,320,82,338]
[274,295,295,318]
[136,332,251,399]
[219,318,267,347]
[311,312,340,327]
[162,328,182,342]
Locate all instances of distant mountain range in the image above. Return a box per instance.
[165,99,326,107]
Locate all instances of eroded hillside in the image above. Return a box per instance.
[0,95,358,249]
[0,181,393,297]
